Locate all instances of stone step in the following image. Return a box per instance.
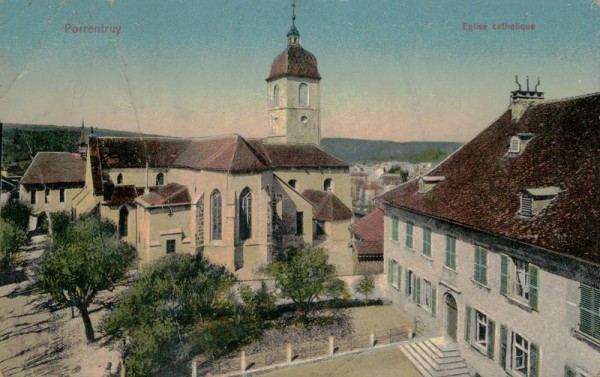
[400,337,471,377]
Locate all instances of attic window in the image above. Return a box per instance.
[510,136,520,153]
[508,133,536,156]
[519,187,563,217]
[418,176,445,194]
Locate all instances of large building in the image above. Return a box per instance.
[18,12,354,279]
[380,88,600,376]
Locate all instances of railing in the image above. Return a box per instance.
[193,325,420,376]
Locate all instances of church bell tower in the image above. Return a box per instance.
[266,1,321,146]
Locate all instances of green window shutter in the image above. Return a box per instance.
[445,236,456,269]
[431,286,437,317]
[473,247,480,282]
[487,319,495,360]
[529,264,539,310]
[481,248,488,285]
[396,265,402,290]
[529,342,539,377]
[405,271,410,296]
[564,366,576,377]
[423,227,431,257]
[414,276,421,304]
[500,254,509,295]
[405,222,413,248]
[465,305,472,342]
[579,285,600,339]
[499,325,508,370]
[392,216,399,241]
[387,260,393,284]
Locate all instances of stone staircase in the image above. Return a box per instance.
[399,336,470,377]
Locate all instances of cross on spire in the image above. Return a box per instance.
[291,0,296,25]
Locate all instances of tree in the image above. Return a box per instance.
[105,255,270,377]
[0,219,27,273]
[356,276,375,300]
[35,216,136,342]
[262,247,349,324]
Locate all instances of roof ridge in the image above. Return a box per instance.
[529,91,600,107]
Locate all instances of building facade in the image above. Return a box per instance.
[380,91,600,376]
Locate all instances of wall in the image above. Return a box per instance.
[20,184,84,215]
[274,168,351,209]
[383,205,600,376]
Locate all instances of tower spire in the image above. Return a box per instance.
[287,0,300,45]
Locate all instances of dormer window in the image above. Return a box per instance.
[507,133,536,156]
[418,176,445,194]
[519,187,563,217]
[510,136,520,153]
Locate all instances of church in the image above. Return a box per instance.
[19,10,354,279]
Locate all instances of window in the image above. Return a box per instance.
[423,227,431,257]
[405,270,414,297]
[520,193,533,217]
[405,222,414,248]
[445,235,456,270]
[389,260,398,288]
[298,83,309,107]
[391,216,399,241]
[166,239,176,254]
[117,173,123,184]
[44,188,50,204]
[59,188,65,203]
[288,179,297,189]
[324,178,333,192]
[474,246,488,285]
[118,206,128,238]
[211,190,222,241]
[156,172,164,186]
[296,211,303,236]
[239,188,252,240]
[579,285,600,341]
[510,136,521,153]
[30,189,36,204]
[500,327,539,376]
[273,85,280,107]
[500,255,539,310]
[423,279,436,314]
[565,366,593,377]
[465,306,495,359]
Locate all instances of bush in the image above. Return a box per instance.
[1,201,31,231]
[0,219,27,272]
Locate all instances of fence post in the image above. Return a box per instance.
[329,336,335,355]
[241,351,246,373]
[286,343,292,364]
[191,360,197,377]
[370,332,375,348]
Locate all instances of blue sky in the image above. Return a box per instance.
[0,0,598,142]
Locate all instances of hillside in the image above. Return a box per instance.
[321,138,463,163]
[0,124,157,175]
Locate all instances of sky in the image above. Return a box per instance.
[0,0,598,142]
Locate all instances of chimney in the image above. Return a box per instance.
[78,121,88,158]
[510,76,544,121]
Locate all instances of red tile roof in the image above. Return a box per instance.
[251,142,349,169]
[353,240,383,256]
[349,206,384,243]
[380,93,600,265]
[89,136,348,197]
[267,44,321,81]
[302,189,352,221]
[105,185,145,206]
[21,152,85,186]
[139,183,191,207]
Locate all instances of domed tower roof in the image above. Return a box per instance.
[267,44,321,82]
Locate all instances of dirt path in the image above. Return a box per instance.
[0,238,121,377]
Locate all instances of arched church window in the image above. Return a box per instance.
[273,85,280,108]
[324,178,333,192]
[117,173,123,185]
[239,188,252,241]
[156,172,164,186]
[119,206,129,238]
[299,83,309,107]
[211,190,222,241]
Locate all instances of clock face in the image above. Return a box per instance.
[300,116,308,125]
